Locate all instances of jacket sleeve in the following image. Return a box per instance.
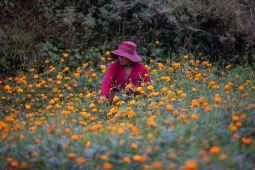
[100,63,117,98]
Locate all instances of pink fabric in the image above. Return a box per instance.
[100,61,151,98]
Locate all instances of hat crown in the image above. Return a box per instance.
[110,41,142,62]
[119,41,136,55]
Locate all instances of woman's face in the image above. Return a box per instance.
[118,56,132,66]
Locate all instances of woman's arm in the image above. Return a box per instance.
[100,62,117,98]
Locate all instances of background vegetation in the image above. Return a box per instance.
[0,0,255,78]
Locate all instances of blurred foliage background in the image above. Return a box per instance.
[0,0,255,78]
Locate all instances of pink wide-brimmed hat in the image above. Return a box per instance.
[110,41,142,62]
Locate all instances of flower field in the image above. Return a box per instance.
[0,52,254,170]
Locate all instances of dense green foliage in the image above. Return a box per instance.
[0,0,255,77]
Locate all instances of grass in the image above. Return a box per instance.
[0,51,254,169]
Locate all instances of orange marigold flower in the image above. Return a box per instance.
[89,103,95,109]
[131,143,138,150]
[33,74,39,79]
[229,124,237,132]
[191,114,198,120]
[11,161,18,167]
[68,153,76,158]
[105,51,110,56]
[20,162,28,169]
[103,162,113,169]
[155,41,160,45]
[152,161,164,169]
[19,134,24,140]
[198,150,206,156]
[238,86,245,91]
[25,104,31,110]
[117,128,124,135]
[17,88,23,93]
[219,154,228,161]
[214,97,221,103]
[133,155,142,161]
[184,160,199,170]
[112,96,118,102]
[123,157,131,163]
[129,100,136,105]
[166,104,173,111]
[168,152,176,158]
[71,135,79,140]
[31,152,38,157]
[147,85,154,91]
[242,138,252,145]
[7,157,13,163]
[147,133,154,141]
[136,87,142,92]
[210,146,221,155]
[76,157,86,163]
[240,114,246,120]
[100,155,108,160]
[233,134,240,140]
[62,53,69,58]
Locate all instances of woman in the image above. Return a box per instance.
[100,41,151,100]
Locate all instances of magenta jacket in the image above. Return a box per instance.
[100,61,151,98]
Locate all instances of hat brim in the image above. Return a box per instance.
[110,49,142,62]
